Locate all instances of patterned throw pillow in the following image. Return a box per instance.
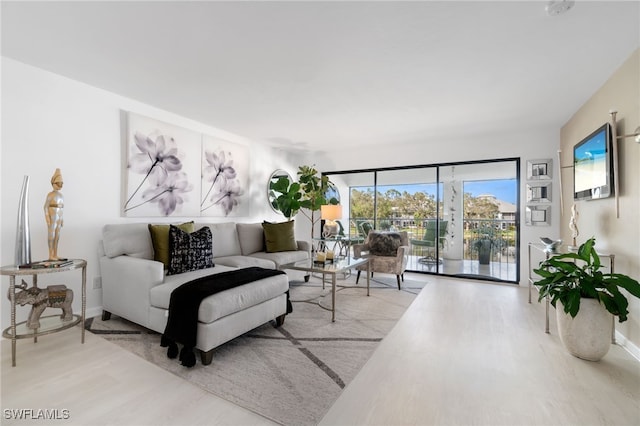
[167,225,214,275]
[368,232,402,257]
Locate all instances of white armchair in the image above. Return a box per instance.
[352,231,409,290]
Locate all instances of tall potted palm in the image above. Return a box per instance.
[533,237,640,361]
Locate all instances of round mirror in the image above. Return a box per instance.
[268,169,293,214]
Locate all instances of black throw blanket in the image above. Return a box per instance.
[160,267,290,367]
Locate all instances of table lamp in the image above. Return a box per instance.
[321,205,342,238]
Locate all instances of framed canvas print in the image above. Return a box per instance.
[525,205,551,226]
[200,135,250,217]
[526,182,552,203]
[123,112,200,217]
[527,159,552,180]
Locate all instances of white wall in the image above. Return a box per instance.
[304,126,562,285]
[1,58,303,328]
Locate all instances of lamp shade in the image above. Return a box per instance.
[321,204,342,221]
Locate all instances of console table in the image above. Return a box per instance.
[1,259,87,366]
[527,243,615,342]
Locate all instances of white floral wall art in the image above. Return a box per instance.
[124,113,200,217]
[200,135,249,217]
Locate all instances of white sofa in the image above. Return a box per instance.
[98,222,310,365]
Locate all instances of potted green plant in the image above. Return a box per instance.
[269,165,338,239]
[473,234,493,265]
[533,237,640,361]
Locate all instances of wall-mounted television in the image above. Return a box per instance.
[573,123,614,201]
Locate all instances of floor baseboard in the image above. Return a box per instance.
[615,330,640,362]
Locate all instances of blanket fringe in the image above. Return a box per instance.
[161,335,179,359]
[179,346,196,368]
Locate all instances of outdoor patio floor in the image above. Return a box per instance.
[407,254,518,283]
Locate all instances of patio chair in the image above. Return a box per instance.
[411,220,448,264]
[357,221,373,239]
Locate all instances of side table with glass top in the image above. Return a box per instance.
[1,259,87,366]
[313,235,365,258]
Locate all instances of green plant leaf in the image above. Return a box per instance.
[565,288,582,317]
[609,274,640,298]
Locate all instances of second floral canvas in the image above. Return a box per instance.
[124,112,249,217]
[200,135,249,217]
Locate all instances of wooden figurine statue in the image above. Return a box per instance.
[44,168,64,260]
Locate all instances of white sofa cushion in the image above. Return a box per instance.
[215,255,275,269]
[149,266,288,324]
[248,250,309,268]
[237,223,265,255]
[103,223,153,259]
[200,222,242,257]
[150,265,235,309]
[197,275,288,324]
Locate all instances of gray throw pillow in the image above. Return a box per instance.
[368,232,402,256]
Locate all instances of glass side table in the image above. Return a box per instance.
[1,259,87,366]
[313,235,365,257]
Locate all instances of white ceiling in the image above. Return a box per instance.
[2,1,639,152]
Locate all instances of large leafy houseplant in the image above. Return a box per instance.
[533,237,640,322]
[269,165,338,239]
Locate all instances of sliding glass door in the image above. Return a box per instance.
[324,158,519,283]
[437,161,519,281]
[375,168,444,273]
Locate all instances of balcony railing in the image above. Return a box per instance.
[348,217,517,263]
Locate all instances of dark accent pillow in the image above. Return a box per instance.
[148,222,194,269]
[368,232,402,256]
[262,220,297,253]
[167,225,214,275]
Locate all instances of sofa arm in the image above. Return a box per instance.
[297,240,311,254]
[99,255,164,328]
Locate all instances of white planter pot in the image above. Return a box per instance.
[556,299,612,361]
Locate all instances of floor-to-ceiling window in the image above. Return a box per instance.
[324,158,520,284]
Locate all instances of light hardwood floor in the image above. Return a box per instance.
[2,275,639,426]
[321,276,640,425]
[1,325,276,425]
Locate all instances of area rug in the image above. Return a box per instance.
[86,274,425,425]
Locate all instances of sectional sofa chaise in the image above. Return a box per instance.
[98,221,310,365]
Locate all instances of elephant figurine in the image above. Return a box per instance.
[12,282,74,329]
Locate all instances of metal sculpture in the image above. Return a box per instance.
[11,280,74,329]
